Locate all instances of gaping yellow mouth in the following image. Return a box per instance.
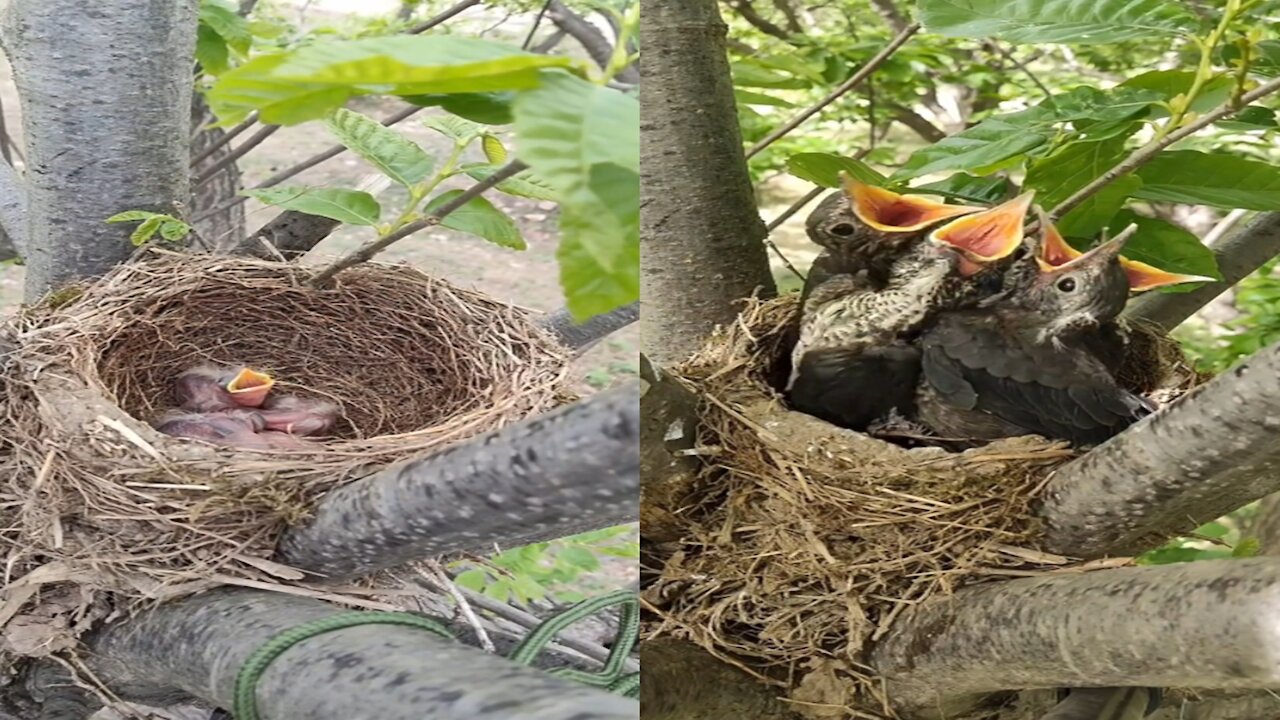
[1036,219,1213,292]
[928,191,1035,263]
[225,367,274,408]
[843,175,981,233]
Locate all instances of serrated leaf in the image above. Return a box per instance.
[463,163,560,201]
[424,190,525,250]
[912,174,1012,204]
[243,186,381,225]
[482,135,507,164]
[403,92,515,124]
[785,153,885,188]
[917,0,1198,44]
[106,210,161,223]
[1134,150,1280,210]
[159,219,193,242]
[200,0,252,55]
[131,216,164,246]
[514,72,638,318]
[196,24,232,75]
[423,115,484,143]
[325,108,433,187]
[1105,210,1221,283]
[893,119,1048,180]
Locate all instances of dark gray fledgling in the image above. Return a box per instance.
[916,225,1155,447]
[788,192,1033,431]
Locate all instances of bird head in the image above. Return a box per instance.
[1016,219,1136,338]
[224,367,275,408]
[925,191,1035,277]
[1035,217,1214,292]
[807,174,982,260]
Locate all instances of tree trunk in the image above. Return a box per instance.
[640,639,800,719]
[639,0,774,366]
[2,0,199,301]
[189,94,246,249]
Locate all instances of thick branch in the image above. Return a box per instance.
[870,559,1280,718]
[1125,211,1280,330]
[87,589,637,719]
[640,639,800,720]
[640,0,775,365]
[1040,337,1280,557]
[275,383,638,580]
[539,301,639,354]
[5,0,198,301]
[887,103,946,142]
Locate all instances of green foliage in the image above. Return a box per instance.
[786,153,885,187]
[105,211,193,246]
[463,163,562,201]
[196,0,252,74]
[1138,516,1260,565]
[325,108,434,187]
[452,525,638,606]
[242,187,382,225]
[1179,257,1280,371]
[917,0,1200,44]
[423,191,526,250]
[1133,150,1280,210]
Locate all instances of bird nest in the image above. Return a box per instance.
[0,251,569,659]
[641,295,1196,719]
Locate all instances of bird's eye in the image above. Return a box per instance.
[1057,277,1077,293]
[830,223,856,237]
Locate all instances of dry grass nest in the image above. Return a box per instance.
[642,294,1198,718]
[0,250,569,659]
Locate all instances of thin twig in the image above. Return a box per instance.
[309,160,528,286]
[992,43,1052,100]
[193,123,281,187]
[408,0,483,34]
[1050,75,1280,219]
[522,0,555,50]
[425,561,495,652]
[190,111,261,167]
[745,22,920,159]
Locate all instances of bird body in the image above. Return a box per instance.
[175,365,275,411]
[259,395,339,437]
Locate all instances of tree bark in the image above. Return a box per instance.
[87,589,638,720]
[2,0,199,301]
[0,159,26,259]
[1126,212,1280,330]
[869,558,1280,718]
[639,0,775,365]
[640,639,800,720]
[1039,336,1280,558]
[275,383,639,580]
[540,301,639,354]
[189,94,246,249]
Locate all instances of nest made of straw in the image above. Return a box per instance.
[0,251,569,649]
[642,295,1198,718]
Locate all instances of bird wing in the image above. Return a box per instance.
[921,312,1153,445]
[789,343,922,430]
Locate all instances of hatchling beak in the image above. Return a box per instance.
[225,367,274,408]
[928,190,1035,264]
[842,173,981,233]
[1035,217,1084,271]
[1056,224,1136,272]
[1119,257,1215,292]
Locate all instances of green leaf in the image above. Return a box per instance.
[1222,40,1280,78]
[731,61,811,89]
[514,72,639,318]
[200,0,252,55]
[482,135,507,165]
[1195,521,1231,539]
[106,210,161,223]
[423,115,485,143]
[196,24,232,75]
[912,174,1012,205]
[325,108,434,187]
[1024,131,1141,235]
[1138,545,1232,565]
[1134,150,1280,211]
[1120,71,1233,116]
[158,219,193,242]
[917,0,1198,44]
[785,153,885,188]
[511,573,547,604]
[243,186,381,226]
[462,163,560,201]
[453,568,488,592]
[131,216,164,246]
[424,191,525,249]
[1057,175,1141,238]
[733,89,796,108]
[1105,210,1221,282]
[1217,105,1278,132]
[483,578,512,603]
[403,92,516,125]
[1234,537,1261,558]
[559,546,600,572]
[893,119,1047,180]
[1035,86,1161,126]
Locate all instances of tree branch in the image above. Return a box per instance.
[1040,335,1280,558]
[727,0,793,41]
[887,103,946,142]
[87,589,638,719]
[1125,211,1280,330]
[189,111,259,167]
[191,123,279,187]
[769,0,804,33]
[1050,75,1280,220]
[870,559,1280,717]
[869,0,910,33]
[539,301,639,355]
[547,0,639,84]
[275,383,638,581]
[745,22,921,159]
[408,0,483,34]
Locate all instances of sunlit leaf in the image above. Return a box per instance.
[243,186,381,225]
[423,190,525,249]
[482,135,507,164]
[158,219,193,242]
[917,0,1198,44]
[786,153,885,187]
[423,114,485,143]
[325,108,434,187]
[130,216,164,246]
[463,163,561,201]
[200,0,252,55]
[196,25,231,75]
[1134,150,1280,210]
[893,119,1047,180]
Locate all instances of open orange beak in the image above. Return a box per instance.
[1119,257,1215,292]
[928,191,1034,274]
[842,174,981,233]
[225,367,274,408]
[1036,219,1084,271]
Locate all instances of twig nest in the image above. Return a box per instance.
[0,251,568,648]
[643,296,1103,717]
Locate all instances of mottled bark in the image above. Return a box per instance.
[540,301,639,353]
[1126,212,1280,330]
[639,0,774,365]
[870,559,1280,718]
[640,639,799,720]
[1040,338,1280,558]
[276,383,639,580]
[87,589,637,719]
[0,159,26,259]
[189,94,245,249]
[3,0,198,301]
[235,212,341,260]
